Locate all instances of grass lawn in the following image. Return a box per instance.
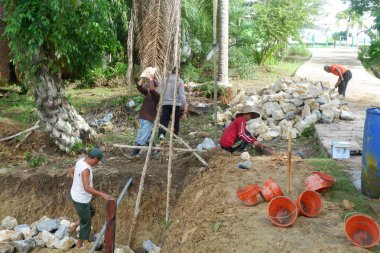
[307,158,374,218]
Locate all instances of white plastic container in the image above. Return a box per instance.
[331,141,351,159]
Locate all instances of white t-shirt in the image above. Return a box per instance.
[70,158,93,203]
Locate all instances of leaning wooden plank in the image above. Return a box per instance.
[0,120,40,142]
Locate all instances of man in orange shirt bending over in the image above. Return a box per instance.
[324,64,352,97]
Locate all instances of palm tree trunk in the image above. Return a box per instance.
[34,65,93,152]
[213,0,218,141]
[218,0,229,87]
[126,0,137,86]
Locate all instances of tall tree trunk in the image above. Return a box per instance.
[218,0,229,87]
[34,65,93,152]
[126,0,137,86]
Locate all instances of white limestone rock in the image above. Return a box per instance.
[1,216,18,230]
[54,236,75,250]
[0,230,24,242]
[340,110,355,121]
[320,110,335,123]
[301,105,311,119]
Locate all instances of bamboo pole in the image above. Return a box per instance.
[127,2,186,245]
[158,124,209,167]
[113,144,206,153]
[287,130,292,197]
[166,1,181,223]
[212,0,218,141]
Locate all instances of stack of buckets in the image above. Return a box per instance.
[236,172,380,249]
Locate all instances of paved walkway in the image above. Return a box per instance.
[295,47,380,191]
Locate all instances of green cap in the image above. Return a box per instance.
[88,148,103,161]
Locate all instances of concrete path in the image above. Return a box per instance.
[295,47,380,191]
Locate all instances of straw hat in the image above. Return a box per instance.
[235,104,261,119]
[140,67,157,79]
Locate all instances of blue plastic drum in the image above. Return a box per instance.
[361,108,380,198]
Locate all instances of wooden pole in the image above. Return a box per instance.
[166,0,181,223]
[287,130,292,197]
[158,124,209,167]
[104,199,116,253]
[113,144,206,153]
[212,0,218,141]
[90,178,132,253]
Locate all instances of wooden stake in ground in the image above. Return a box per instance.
[165,0,181,223]
[287,130,292,196]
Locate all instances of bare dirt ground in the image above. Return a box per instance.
[162,152,369,253]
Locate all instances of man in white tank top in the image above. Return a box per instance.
[68,148,113,248]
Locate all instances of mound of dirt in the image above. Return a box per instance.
[162,152,367,253]
[0,118,55,164]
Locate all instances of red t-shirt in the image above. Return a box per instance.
[219,116,257,148]
[330,64,347,76]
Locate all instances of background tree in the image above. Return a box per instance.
[1,0,119,151]
[250,0,320,66]
[345,0,380,31]
[336,9,364,47]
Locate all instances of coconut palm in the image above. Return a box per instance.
[218,0,229,87]
[336,9,364,47]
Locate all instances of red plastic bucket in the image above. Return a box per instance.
[260,177,284,202]
[312,171,335,188]
[345,213,380,249]
[305,174,329,192]
[296,190,323,217]
[236,184,262,206]
[267,196,298,227]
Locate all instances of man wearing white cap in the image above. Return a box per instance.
[129,67,160,157]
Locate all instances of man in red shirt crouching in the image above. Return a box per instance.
[219,105,273,154]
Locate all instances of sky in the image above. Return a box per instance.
[317,0,374,33]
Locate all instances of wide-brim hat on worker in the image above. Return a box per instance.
[235,105,261,119]
[140,67,157,79]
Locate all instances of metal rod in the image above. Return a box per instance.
[90,178,133,253]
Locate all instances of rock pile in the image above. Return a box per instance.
[217,77,355,141]
[0,216,76,252]
[0,215,143,253]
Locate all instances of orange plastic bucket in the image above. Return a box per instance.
[236,184,262,206]
[296,190,323,217]
[345,213,380,249]
[260,177,284,202]
[267,196,298,227]
[305,174,329,192]
[312,171,335,188]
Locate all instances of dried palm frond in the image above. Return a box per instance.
[136,0,180,81]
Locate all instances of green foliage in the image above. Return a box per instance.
[182,63,202,83]
[25,153,48,168]
[286,45,311,58]
[301,125,316,139]
[81,62,128,87]
[2,0,119,83]
[0,92,37,125]
[307,159,373,216]
[70,140,84,154]
[358,39,380,78]
[249,0,320,66]
[192,82,226,99]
